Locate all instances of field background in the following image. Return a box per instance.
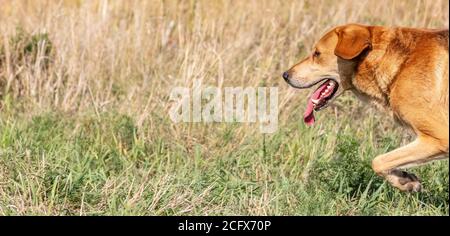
[0,0,448,215]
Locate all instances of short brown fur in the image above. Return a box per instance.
[284,24,449,192]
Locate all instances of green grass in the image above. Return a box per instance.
[0,106,447,215]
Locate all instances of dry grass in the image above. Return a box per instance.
[0,0,448,215]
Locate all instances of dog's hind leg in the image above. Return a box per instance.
[371,135,448,192]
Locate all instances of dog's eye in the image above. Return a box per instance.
[313,50,321,57]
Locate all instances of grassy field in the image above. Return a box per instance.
[0,0,448,215]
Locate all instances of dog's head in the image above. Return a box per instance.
[283,24,372,125]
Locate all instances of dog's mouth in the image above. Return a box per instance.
[303,78,339,126]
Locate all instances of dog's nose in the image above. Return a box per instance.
[282,71,290,81]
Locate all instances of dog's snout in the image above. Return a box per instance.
[282,71,290,81]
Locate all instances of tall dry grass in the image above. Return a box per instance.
[1,1,448,106]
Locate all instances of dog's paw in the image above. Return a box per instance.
[385,169,422,192]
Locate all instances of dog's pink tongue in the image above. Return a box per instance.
[303,100,315,126]
[303,83,328,126]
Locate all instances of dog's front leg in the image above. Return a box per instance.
[371,135,447,192]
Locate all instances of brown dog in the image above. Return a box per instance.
[283,24,449,192]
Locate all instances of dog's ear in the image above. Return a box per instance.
[334,25,372,60]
